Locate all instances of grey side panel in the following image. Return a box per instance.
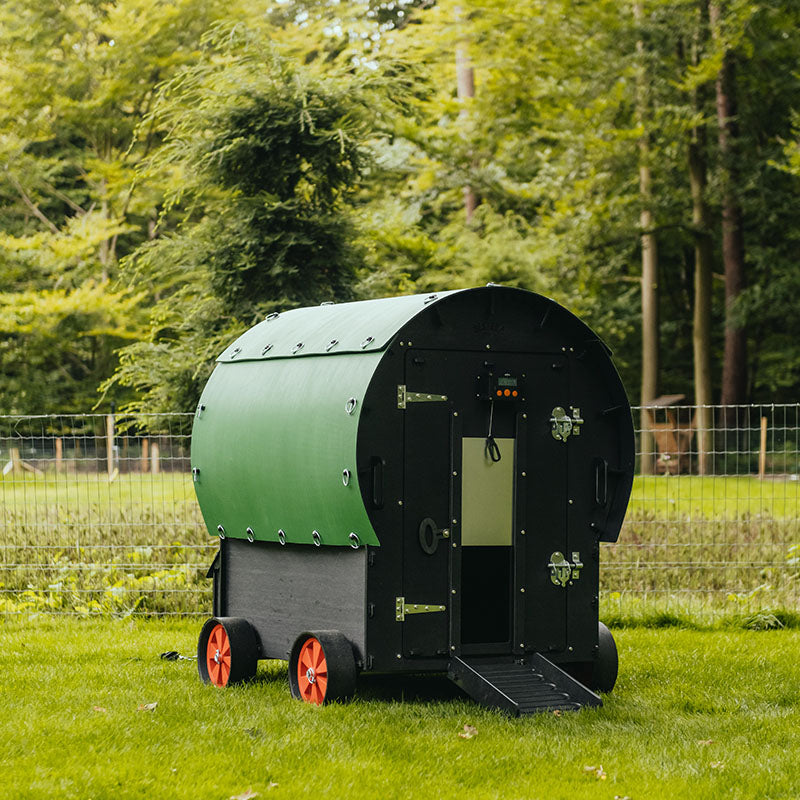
[220,539,367,662]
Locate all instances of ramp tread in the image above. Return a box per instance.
[448,654,602,716]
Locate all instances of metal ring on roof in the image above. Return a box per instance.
[217,525,226,540]
[320,301,334,306]
[424,294,438,304]
[312,530,322,547]
[261,344,273,355]
[345,397,358,415]
[230,347,241,359]
[342,469,351,486]
[360,336,375,349]
[292,342,305,354]
[278,529,286,545]
[266,312,280,321]
[246,527,255,543]
[349,532,360,549]
[326,339,339,352]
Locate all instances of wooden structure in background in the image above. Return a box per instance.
[644,394,697,474]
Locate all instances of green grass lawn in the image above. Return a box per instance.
[629,474,800,519]
[4,618,800,799]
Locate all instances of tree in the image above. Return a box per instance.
[108,26,411,412]
[0,0,227,412]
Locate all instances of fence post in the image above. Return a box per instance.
[141,438,149,473]
[106,413,115,480]
[55,437,63,472]
[151,441,160,475]
[759,415,767,480]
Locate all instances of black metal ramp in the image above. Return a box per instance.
[448,654,602,715]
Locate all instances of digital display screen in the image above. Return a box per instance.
[497,376,517,388]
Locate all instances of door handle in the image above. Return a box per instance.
[418,517,450,555]
[594,458,608,506]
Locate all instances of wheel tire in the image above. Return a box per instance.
[197,617,259,687]
[592,621,618,693]
[288,630,357,705]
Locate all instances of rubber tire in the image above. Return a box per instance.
[197,616,259,687]
[288,630,357,705]
[592,621,618,693]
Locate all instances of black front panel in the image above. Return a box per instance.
[357,287,633,671]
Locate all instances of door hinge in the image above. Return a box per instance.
[395,596,447,621]
[550,406,584,441]
[548,551,583,587]
[397,385,448,409]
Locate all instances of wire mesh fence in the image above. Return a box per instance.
[607,403,800,621]
[0,413,211,616]
[1,406,798,619]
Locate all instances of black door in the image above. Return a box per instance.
[401,349,569,657]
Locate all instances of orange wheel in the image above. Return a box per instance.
[197,617,258,687]
[206,623,232,687]
[296,637,329,705]
[288,630,356,705]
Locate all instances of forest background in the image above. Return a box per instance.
[1,0,799,421]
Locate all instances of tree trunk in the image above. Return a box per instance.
[456,45,478,222]
[710,2,747,416]
[688,4,713,475]
[634,1,659,474]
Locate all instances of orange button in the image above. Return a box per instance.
[504,389,511,397]
[512,390,518,397]
[496,390,502,396]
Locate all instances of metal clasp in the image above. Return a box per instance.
[548,551,583,587]
[550,406,584,441]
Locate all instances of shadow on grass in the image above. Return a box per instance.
[356,672,465,705]
[252,660,465,705]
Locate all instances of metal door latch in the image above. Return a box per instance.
[397,385,448,409]
[395,597,447,621]
[548,551,583,587]
[550,406,584,441]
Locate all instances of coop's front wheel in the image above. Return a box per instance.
[197,617,259,687]
[592,621,618,693]
[289,631,356,705]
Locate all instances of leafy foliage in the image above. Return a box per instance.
[108,26,412,412]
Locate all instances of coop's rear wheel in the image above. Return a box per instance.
[289,631,356,705]
[197,617,259,687]
[592,621,618,693]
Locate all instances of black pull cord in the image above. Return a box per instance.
[485,400,502,463]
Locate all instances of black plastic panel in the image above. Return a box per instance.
[219,538,367,662]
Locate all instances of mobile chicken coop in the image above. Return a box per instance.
[191,286,634,714]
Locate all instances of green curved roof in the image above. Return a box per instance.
[195,289,465,548]
[217,289,461,362]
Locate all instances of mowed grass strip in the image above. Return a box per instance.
[3,619,799,799]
